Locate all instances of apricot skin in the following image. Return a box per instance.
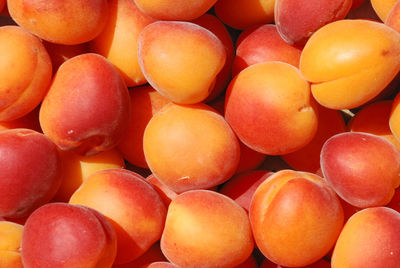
[250,170,344,267]
[7,0,108,44]
[39,53,131,156]
[225,61,318,155]
[321,132,400,208]
[138,21,226,104]
[0,221,23,268]
[0,25,52,122]
[332,207,400,268]
[143,103,240,193]
[161,190,254,268]
[300,19,400,110]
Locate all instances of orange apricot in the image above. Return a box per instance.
[0,25,52,122]
[0,221,23,268]
[300,19,400,110]
[371,0,398,21]
[8,0,108,44]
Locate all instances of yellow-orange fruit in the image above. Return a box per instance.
[371,0,398,21]
[161,190,254,267]
[133,0,217,21]
[143,103,240,193]
[90,0,156,87]
[0,221,23,268]
[7,0,108,44]
[138,21,226,104]
[0,25,52,122]
[300,19,400,110]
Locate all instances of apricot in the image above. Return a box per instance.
[21,203,117,268]
[43,41,89,72]
[138,21,226,104]
[144,263,178,268]
[70,169,167,264]
[250,170,344,267]
[90,0,156,87]
[0,129,61,218]
[117,86,171,169]
[233,24,302,76]
[53,149,125,202]
[161,190,254,268]
[275,0,352,45]
[0,25,52,122]
[214,0,275,30]
[332,207,400,267]
[7,0,108,44]
[191,14,234,101]
[300,19,400,110]
[219,170,273,212]
[0,221,23,268]
[349,100,400,150]
[225,61,318,155]
[143,103,240,193]
[387,1,400,42]
[282,105,346,173]
[371,0,398,21]
[134,0,217,21]
[39,53,131,156]
[321,132,400,208]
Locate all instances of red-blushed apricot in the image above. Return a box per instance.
[282,105,346,173]
[250,170,344,267]
[219,170,273,212]
[21,203,117,268]
[138,21,226,104]
[7,0,108,44]
[214,0,274,30]
[118,86,171,169]
[53,149,125,202]
[225,61,318,155]
[112,242,167,268]
[143,103,240,193]
[43,41,89,72]
[0,221,23,268]
[0,106,41,132]
[39,53,130,156]
[90,0,156,87]
[321,132,400,208]
[161,190,254,268]
[0,0,5,13]
[134,0,216,21]
[69,169,167,264]
[275,0,352,45]
[0,129,61,218]
[146,174,178,207]
[349,100,400,150]
[0,25,52,122]
[387,2,400,40]
[371,0,398,21]
[300,19,400,110]
[233,24,302,76]
[191,14,234,102]
[332,207,400,267]
[261,257,330,267]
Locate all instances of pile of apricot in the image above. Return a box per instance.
[1,0,400,267]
